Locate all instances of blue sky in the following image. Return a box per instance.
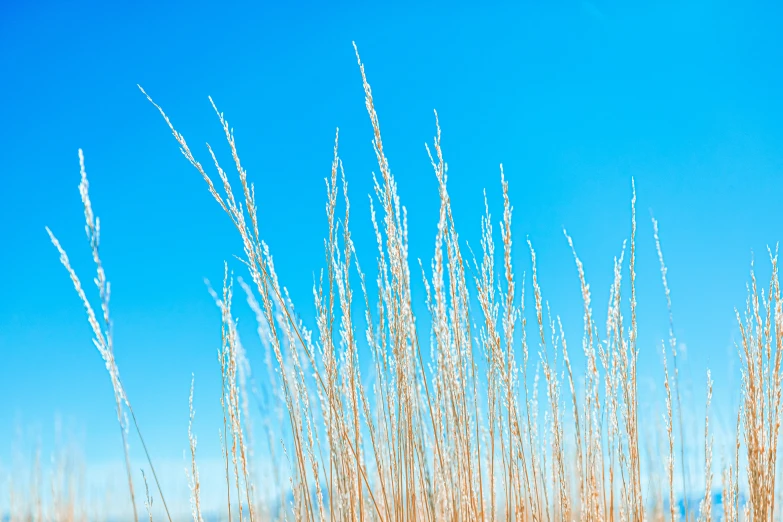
[1,0,782,512]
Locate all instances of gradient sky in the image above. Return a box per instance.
[2,0,782,513]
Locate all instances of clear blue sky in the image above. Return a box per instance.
[1,0,782,510]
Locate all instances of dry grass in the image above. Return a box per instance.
[19,46,783,522]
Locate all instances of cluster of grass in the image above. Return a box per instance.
[22,47,783,521]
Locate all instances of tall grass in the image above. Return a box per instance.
[33,46,783,522]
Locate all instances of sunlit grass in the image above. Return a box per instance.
[16,46,782,522]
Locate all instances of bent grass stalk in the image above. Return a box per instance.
[47,150,172,522]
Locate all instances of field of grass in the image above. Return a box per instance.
[7,47,782,522]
